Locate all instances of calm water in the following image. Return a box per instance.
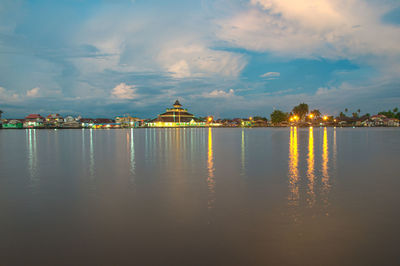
[1,128,400,265]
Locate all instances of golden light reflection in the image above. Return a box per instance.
[207,127,215,209]
[307,127,315,207]
[288,127,299,206]
[322,127,331,209]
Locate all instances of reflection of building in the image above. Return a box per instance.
[146,100,206,127]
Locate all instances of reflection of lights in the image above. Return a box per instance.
[241,129,246,177]
[27,129,38,190]
[130,128,136,177]
[288,127,299,206]
[322,127,331,210]
[89,128,94,178]
[307,127,315,207]
[207,127,215,209]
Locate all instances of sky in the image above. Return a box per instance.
[1,0,400,118]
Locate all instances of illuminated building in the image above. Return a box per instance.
[115,116,142,128]
[146,100,206,127]
[24,114,45,128]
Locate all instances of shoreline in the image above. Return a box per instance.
[1,125,400,130]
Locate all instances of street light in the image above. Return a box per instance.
[323,116,328,120]
[309,114,314,119]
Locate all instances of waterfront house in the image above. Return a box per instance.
[2,119,24,129]
[46,114,64,128]
[24,114,44,128]
[115,116,142,128]
[384,118,400,127]
[80,118,96,128]
[92,118,118,129]
[370,115,386,126]
[146,100,206,127]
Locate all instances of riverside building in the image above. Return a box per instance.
[146,100,206,127]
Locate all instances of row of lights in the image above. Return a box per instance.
[290,114,329,122]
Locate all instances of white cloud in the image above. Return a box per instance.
[216,0,400,60]
[26,87,40,97]
[168,60,191,78]
[75,8,247,79]
[260,72,280,79]
[158,42,247,79]
[0,86,19,101]
[203,89,236,98]
[111,83,138,99]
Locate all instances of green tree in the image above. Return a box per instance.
[270,110,288,124]
[357,109,361,114]
[310,109,321,118]
[378,110,397,118]
[0,110,3,119]
[345,108,348,113]
[393,107,398,113]
[352,112,359,118]
[292,103,309,120]
[253,116,268,121]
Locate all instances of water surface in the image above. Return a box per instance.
[0,128,399,265]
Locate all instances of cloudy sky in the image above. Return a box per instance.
[1,0,400,118]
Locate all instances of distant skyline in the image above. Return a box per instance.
[1,0,400,118]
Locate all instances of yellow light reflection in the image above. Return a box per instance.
[207,127,215,209]
[288,127,299,206]
[307,127,315,207]
[322,127,331,209]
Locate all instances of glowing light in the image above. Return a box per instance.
[307,127,315,207]
[207,127,215,209]
[322,127,331,211]
[323,116,328,120]
[309,114,314,118]
[288,127,299,207]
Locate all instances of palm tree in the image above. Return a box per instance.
[310,109,321,118]
[0,110,3,119]
[292,103,309,120]
[345,108,348,113]
[357,109,361,114]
